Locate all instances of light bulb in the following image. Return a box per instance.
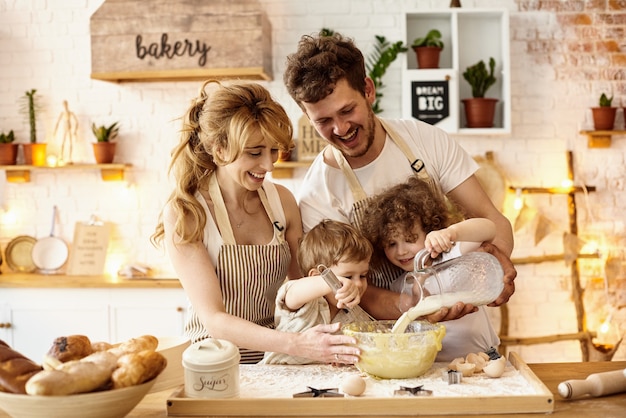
[513,188,523,210]
[592,313,622,352]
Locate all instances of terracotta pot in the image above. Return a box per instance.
[0,143,19,165]
[92,142,117,164]
[462,98,498,128]
[591,107,617,130]
[413,46,442,69]
[22,143,47,166]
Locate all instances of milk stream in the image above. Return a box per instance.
[391,291,476,334]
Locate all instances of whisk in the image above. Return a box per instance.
[317,264,375,323]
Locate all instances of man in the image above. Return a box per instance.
[283,31,516,347]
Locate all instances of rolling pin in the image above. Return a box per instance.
[557,369,626,399]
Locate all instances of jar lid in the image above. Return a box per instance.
[182,338,240,369]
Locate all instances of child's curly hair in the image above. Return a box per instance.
[360,177,453,269]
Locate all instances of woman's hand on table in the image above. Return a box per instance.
[296,323,360,364]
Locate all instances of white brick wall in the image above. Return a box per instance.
[1,0,624,363]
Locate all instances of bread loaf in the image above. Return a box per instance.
[111,350,167,389]
[91,341,114,352]
[0,340,43,394]
[46,335,93,362]
[25,350,118,396]
[109,335,158,357]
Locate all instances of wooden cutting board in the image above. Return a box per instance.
[166,352,554,416]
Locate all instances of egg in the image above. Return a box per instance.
[340,374,366,396]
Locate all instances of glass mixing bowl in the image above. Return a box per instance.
[342,320,446,379]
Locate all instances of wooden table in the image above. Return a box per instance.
[1,361,623,417]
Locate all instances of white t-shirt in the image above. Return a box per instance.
[297,118,478,233]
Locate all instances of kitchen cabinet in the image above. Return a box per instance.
[0,287,187,361]
[402,8,511,134]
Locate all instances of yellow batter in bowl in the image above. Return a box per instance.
[342,320,446,379]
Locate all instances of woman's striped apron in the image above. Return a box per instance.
[185,173,291,364]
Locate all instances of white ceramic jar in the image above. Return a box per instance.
[182,338,240,399]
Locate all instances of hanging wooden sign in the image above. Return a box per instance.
[90,0,272,82]
[297,114,326,161]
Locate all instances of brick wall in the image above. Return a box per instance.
[0,0,624,362]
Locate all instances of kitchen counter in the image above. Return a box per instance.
[0,272,181,289]
[83,361,626,417]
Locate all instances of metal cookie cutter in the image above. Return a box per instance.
[293,386,344,398]
[447,370,462,385]
[394,385,433,396]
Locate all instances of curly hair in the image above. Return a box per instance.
[152,80,294,247]
[297,219,373,275]
[283,32,367,106]
[360,177,452,269]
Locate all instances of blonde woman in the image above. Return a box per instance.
[152,81,358,364]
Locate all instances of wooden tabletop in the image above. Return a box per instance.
[129,361,625,417]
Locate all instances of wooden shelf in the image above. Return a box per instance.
[272,161,311,178]
[0,163,131,182]
[501,151,613,361]
[508,185,596,194]
[579,130,626,148]
[0,272,181,289]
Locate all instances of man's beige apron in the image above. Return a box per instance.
[331,118,442,289]
[185,173,291,364]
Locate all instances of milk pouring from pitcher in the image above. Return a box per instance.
[392,248,504,333]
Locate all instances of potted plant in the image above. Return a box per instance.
[411,29,444,69]
[591,93,617,130]
[461,57,498,128]
[0,130,19,165]
[20,89,47,166]
[92,121,120,163]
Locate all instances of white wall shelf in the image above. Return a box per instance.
[402,8,511,134]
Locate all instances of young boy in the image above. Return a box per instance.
[261,220,373,364]
[360,176,500,361]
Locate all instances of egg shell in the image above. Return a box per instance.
[447,357,465,371]
[340,374,366,396]
[483,356,506,378]
[466,352,487,372]
[456,362,476,377]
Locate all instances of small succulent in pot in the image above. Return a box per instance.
[598,93,613,107]
[411,29,444,49]
[463,57,497,98]
[92,122,120,142]
[0,130,15,144]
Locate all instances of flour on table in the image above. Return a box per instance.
[239,362,538,398]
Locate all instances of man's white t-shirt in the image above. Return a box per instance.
[297,118,478,233]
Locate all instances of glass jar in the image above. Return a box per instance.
[400,249,505,318]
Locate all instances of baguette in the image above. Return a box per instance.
[25,350,118,396]
[0,340,43,394]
